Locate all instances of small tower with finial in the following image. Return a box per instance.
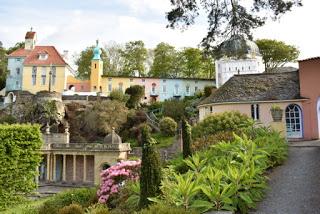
[90,39,103,92]
[24,27,37,50]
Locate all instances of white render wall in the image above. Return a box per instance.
[215,56,264,87]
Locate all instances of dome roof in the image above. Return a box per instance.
[92,40,102,60]
[219,35,260,58]
[104,128,122,144]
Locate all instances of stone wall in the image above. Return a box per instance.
[42,133,70,144]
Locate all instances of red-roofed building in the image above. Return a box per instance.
[6,30,74,94]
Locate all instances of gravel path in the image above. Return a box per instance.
[251,143,320,214]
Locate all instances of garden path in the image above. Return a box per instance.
[251,140,320,214]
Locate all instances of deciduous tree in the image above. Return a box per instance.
[256,39,299,72]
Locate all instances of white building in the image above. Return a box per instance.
[215,35,264,88]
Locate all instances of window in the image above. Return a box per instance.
[81,85,84,90]
[210,106,213,113]
[174,84,179,95]
[51,66,56,85]
[162,85,166,93]
[16,81,19,87]
[93,86,97,91]
[130,78,133,82]
[151,83,156,94]
[108,78,112,81]
[32,66,37,85]
[16,68,20,75]
[251,104,260,120]
[41,67,46,85]
[186,85,190,95]
[285,104,302,138]
[142,79,145,83]
[195,86,198,92]
[108,83,112,91]
[16,58,21,62]
[119,82,123,92]
[39,53,48,60]
[163,79,166,83]
[94,63,97,69]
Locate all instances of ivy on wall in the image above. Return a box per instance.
[0,124,43,209]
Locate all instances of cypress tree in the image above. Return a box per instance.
[182,119,192,158]
[139,125,162,209]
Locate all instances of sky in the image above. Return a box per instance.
[0,0,319,63]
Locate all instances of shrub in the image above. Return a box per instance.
[182,119,192,158]
[138,203,198,214]
[109,89,129,103]
[159,117,177,137]
[139,125,162,208]
[192,111,253,138]
[39,188,97,214]
[0,113,17,124]
[97,160,141,204]
[86,203,110,214]
[204,85,215,97]
[125,85,145,109]
[191,131,235,152]
[162,99,185,121]
[0,124,43,209]
[58,203,84,214]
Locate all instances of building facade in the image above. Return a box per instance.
[6,30,73,95]
[65,41,215,102]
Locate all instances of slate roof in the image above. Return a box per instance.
[198,71,302,106]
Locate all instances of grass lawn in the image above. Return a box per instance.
[1,197,48,214]
[127,133,175,148]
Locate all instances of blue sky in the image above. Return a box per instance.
[1,0,320,63]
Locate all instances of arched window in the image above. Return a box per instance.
[285,104,303,138]
[152,83,156,94]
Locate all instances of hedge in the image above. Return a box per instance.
[0,124,43,209]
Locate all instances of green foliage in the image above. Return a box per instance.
[121,40,147,76]
[0,113,17,124]
[159,117,177,137]
[75,45,109,79]
[150,42,177,78]
[86,203,110,214]
[138,203,198,214]
[256,39,300,72]
[139,125,162,208]
[81,100,129,136]
[39,188,97,214]
[125,85,145,109]
[0,46,8,90]
[182,119,192,158]
[109,89,129,103]
[58,203,84,214]
[167,0,301,49]
[155,129,288,213]
[163,99,186,121]
[203,86,215,97]
[192,111,253,139]
[0,124,43,210]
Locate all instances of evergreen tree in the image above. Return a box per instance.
[139,125,161,209]
[182,119,192,158]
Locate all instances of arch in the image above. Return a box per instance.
[68,85,75,91]
[285,104,303,138]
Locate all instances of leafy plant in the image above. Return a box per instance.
[58,203,84,214]
[159,117,177,137]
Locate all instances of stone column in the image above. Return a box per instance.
[83,155,87,182]
[62,154,66,182]
[53,154,56,181]
[46,154,50,181]
[73,154,76,182]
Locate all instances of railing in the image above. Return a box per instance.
[41,143,131,151]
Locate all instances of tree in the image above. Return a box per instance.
[81,100,129,136]
[150,42,177,78]
[180,47,203,78]
[125,85,145,109]
[166,0,302,50]
[182,119,192,158]
[104,41,124,76]
[0,46,7,90]
[6,42,24,54]
[74,46,110,79]
[121,41,147,76]
[256,39,300,72]
[139,125,161,208]
[163,99,186,122]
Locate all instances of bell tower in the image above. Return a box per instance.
[25,27,37,50]
[90,40,103,92]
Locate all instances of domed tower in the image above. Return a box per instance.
[90,40,103,92]
[215,35,264,88]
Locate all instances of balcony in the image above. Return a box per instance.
[150,90,159,97]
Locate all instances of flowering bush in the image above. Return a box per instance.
[97,160,141,204]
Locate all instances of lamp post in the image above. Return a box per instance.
[48,63,52,92]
